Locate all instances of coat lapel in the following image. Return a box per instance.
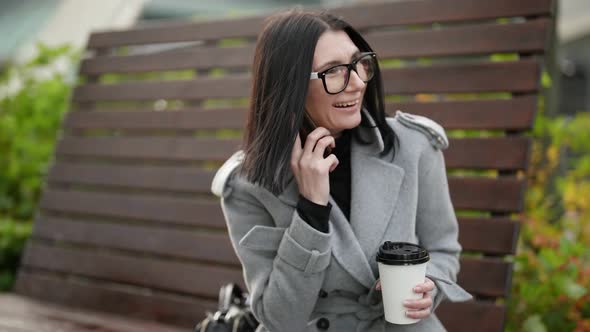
[277,109,405,289]
[278,179,377,289]
[350,139,405,264]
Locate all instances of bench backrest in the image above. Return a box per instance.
[15,0,555,330]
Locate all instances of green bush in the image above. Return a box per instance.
[506,111,590,332]
[0,218,32,291]
[0,44,78,291]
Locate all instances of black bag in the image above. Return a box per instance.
[194,283,259,332]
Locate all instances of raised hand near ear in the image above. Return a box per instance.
[291,128,339,206]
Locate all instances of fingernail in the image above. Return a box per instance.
[414,287,422,292]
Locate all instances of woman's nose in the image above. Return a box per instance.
[346,69,366,91]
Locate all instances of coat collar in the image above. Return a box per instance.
[278,108,405,289]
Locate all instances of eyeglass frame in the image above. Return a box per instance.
[309,52,377,95]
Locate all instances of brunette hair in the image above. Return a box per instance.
[241,8,398,195]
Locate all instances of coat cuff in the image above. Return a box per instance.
[426,264,473,310]
[277,211,332,276]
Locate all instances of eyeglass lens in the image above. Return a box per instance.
[324,54,375,93]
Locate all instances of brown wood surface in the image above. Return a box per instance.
[32,215,517,265]
[47,162,217,193]
[0,293,186,332]
[55,136,241,162]
[47,160,526,196]
[32,216,237,265]
[458,217,519,255]
[386,96,537,130]
[53,136,529,170]
[80,19,548,75]
[446,137,531,170]
[14,271,215,328]
[21,242,244,299]
[20,240,507,299]
[437,301,505,332]
[13,269,506,331]
[72,60,540,102]
[87,0,552,48]
[39,189,225,227]
[458,257,512,298]
[366,18,549,59]
[448,177,526,212]
[65,96,536,131]
[41,175,523,217]
[64,107,248,130]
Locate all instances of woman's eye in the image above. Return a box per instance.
[325,66,346,76]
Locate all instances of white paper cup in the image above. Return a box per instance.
[376,242,430,325]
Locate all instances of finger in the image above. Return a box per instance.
[414,279,435,293]
[303,127,332,157]
[325,154,339,173]
[313,135,336,159]
[290,134,303,172]
[375,280,381,291]
[406,308,431,320]
[403,297,433,310]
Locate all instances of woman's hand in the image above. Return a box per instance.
[291,128,339,205]
[375,277,436,319]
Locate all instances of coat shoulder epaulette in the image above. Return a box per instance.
[394,110,449,150]
[211,150,244,198]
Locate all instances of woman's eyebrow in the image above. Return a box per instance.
[315,50,362,71]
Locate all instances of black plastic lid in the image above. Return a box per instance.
[376,242,430,266]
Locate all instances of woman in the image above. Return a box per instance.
[211,9,472,332]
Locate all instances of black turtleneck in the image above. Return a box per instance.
[296,130,351,233]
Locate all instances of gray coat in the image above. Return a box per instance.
[212,110,472,332]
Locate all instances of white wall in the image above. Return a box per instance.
[17,0,146,61]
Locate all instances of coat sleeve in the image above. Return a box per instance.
[415,145,473,310]
[219,174,332,332]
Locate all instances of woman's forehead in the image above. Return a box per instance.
[313,30,359,68]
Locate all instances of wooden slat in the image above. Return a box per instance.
[386,95,537,130]
[65,96,536,131]
[449,177,525,212]
[45,168,526,213]
[80,19,548,75]
[55,136,241,161]
[437,301,505,332]
[21,243,244,299]
[382,59,540,95]
[22,239,506,299]
[0,294,186,332]
[80,45,255,74]
[458,217,519,255]
[368,19,549,59]
[54,136,529,170]
[14,271,215,328]
[458,257,512,297]
[47,163,216,193]
[32,216,237,264]
[63,107,248,130]
[445,137,530,170]
[33,213,518,258]
[39,189,225,227]
[72,60,540,102]
[87,0,552,48]
[337,0,553,30]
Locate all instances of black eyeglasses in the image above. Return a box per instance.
[310,52,377,94]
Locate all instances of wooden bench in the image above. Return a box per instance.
[0,0,556,331]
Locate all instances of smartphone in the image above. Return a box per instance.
[299,112,332,157]
[299,112,317,145]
